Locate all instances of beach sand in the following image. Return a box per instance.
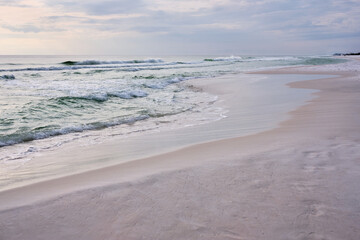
[1,58,360,240]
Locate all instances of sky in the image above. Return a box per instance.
[0,0,359,55]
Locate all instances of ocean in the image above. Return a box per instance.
[0,55,345,190]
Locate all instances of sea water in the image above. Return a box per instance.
[0,55,346,190]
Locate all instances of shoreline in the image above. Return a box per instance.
[0,73,323,201]
[0,72,319,193]
[1,59,360,239]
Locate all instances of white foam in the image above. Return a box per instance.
[72,59,164,65]
[205,56,301,62]
[109,90,148,99]
[246,56,300,62]
[210,56,244,61]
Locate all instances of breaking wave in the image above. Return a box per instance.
[0,115,150,147]
[54,89,149,103]
[204,56,245,62]
[204,56,301,62]
[61,59,164,65]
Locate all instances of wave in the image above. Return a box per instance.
[55,95,109,103]
[143,76,190,89]
[0,61,178,73]
[0,74,15,80]
[0,66,84,72]
[0,65,146,72]
[0,102,193,147]
[301,58,346,65]
[0,115,150,147]
[0,101,195,147]
[246,56,300,62]
[0,59,232,73]
[108,90,148,99]
[204,56,245,62]
[61,59,164,66]
[204,56,301,62]
[54,89,149,104]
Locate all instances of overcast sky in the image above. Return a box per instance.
[0,0,359,55]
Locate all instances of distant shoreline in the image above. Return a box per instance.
[333,52,360,56]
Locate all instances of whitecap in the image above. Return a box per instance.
[108,90,148,99]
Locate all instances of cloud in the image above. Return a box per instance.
[51,0,145,15]
[36,0,360,39]
[0,0,359,54]
[0,0,32,7]
[2,24,42,33]
[2,24,64,33]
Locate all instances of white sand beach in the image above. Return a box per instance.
[1,57,360,240]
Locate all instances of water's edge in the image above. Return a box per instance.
[0,73,333,192]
